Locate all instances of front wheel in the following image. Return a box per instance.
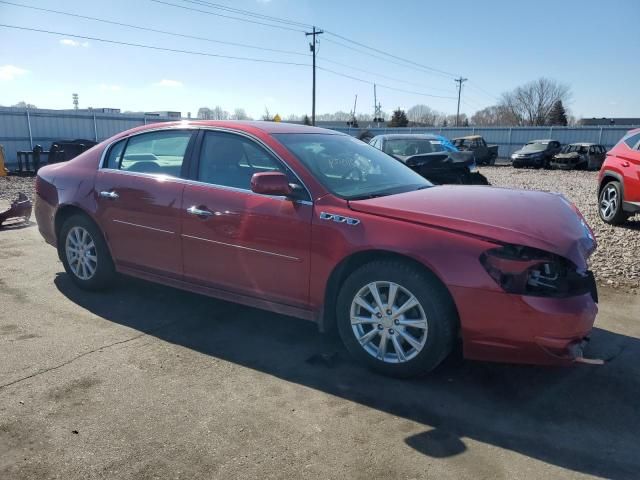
[599,181,628,225]
[59,214,116,290]
[336,260,457,377]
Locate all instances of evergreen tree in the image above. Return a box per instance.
[548,100,568,126]
[303,114,311,126]
[463,118,470,127]
[388,108,409,127]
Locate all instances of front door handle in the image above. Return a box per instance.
[99,190,119,199]
[187,206,214,217]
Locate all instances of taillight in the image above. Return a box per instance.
[480,245,596,299]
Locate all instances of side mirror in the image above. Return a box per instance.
[250,172,293,196]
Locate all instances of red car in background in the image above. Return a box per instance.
[598,128,640,225]
[35,121,599,377]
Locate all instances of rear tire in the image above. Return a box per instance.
[336,260,457,378]
[59,214,115,290]
[598,181,628,225]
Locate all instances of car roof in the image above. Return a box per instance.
[375,134,443,140]
[567,142,597,146]
[526,139,556,143]
[452,135,481,140]
[126,120,343,136]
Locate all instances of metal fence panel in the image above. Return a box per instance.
[0,107,637,167]
[334,125,635,158]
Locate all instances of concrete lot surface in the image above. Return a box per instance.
[1,224,639,479]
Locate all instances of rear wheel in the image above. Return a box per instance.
[336,260,457,377]
[599,181,628,225]
[59,214,115,289]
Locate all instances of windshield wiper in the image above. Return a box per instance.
[348,184,430,201]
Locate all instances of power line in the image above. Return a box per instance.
[0,23,456,102]
[467,82,501,102]
[317,66,457,99]
[0,0,309,57]
[179,0,312,29]
[321,37,451,80]
[320,57,456,93]
[149,0,307,33]
[181,0,460,83]
[1,1,455,100]
[324,30,460,79]
[0,24,311,66]
[154,0,463,80]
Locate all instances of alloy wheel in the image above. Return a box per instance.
[600,185,618,221]
[350,281,428,364]
[65,226,98,280]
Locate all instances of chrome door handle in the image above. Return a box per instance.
[187,206,213,217]
[99,191,119,199]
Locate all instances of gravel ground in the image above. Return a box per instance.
[481,166,639,292]
[2,170,638,291]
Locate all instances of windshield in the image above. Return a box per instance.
[522,142,548,152]
[562,145,588,154]
[383,138,445,156]
[274,133,431,199]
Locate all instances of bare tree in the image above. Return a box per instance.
[262,107,272,121]
[406,104,440,126]
[12,101,37,109]
[231,108,250,120]
[470,105,520,126]
[499,78,571,126]
[210,106,229,120]
[197,107,212,120]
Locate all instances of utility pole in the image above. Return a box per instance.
[454,77,467,126]
[305,26,323,126]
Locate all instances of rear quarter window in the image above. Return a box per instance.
[623,133,640,149]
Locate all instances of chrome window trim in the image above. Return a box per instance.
[98,125,313,204]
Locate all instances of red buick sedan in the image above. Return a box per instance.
[35,121,598,377]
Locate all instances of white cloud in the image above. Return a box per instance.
[0,65,28,81]
[153,79,183,88]
[60,39,90,48]
[99,84,122,92]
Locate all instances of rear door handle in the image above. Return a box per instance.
[99,190,119,199]
[187,206,213,217]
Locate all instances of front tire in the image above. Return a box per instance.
[59,214,115,290]
[336,260,457,377]
[599,181,628,225]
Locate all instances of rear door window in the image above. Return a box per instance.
[119,131,193,177]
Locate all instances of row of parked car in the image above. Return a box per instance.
[450,135,608,171]
[363,129,640,227]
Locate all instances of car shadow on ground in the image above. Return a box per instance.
[55,273,640,480]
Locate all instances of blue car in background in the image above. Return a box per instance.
[368,133,489,185]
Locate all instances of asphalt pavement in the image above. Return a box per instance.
[1,222,639,479]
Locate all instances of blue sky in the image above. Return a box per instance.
[1,0,638,119]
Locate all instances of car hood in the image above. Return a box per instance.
[395,151,475,168]
[513,148,543,156]
[348,186,596,268]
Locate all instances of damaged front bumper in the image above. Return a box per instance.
[0,193,32,228]
[452,285,603,366]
